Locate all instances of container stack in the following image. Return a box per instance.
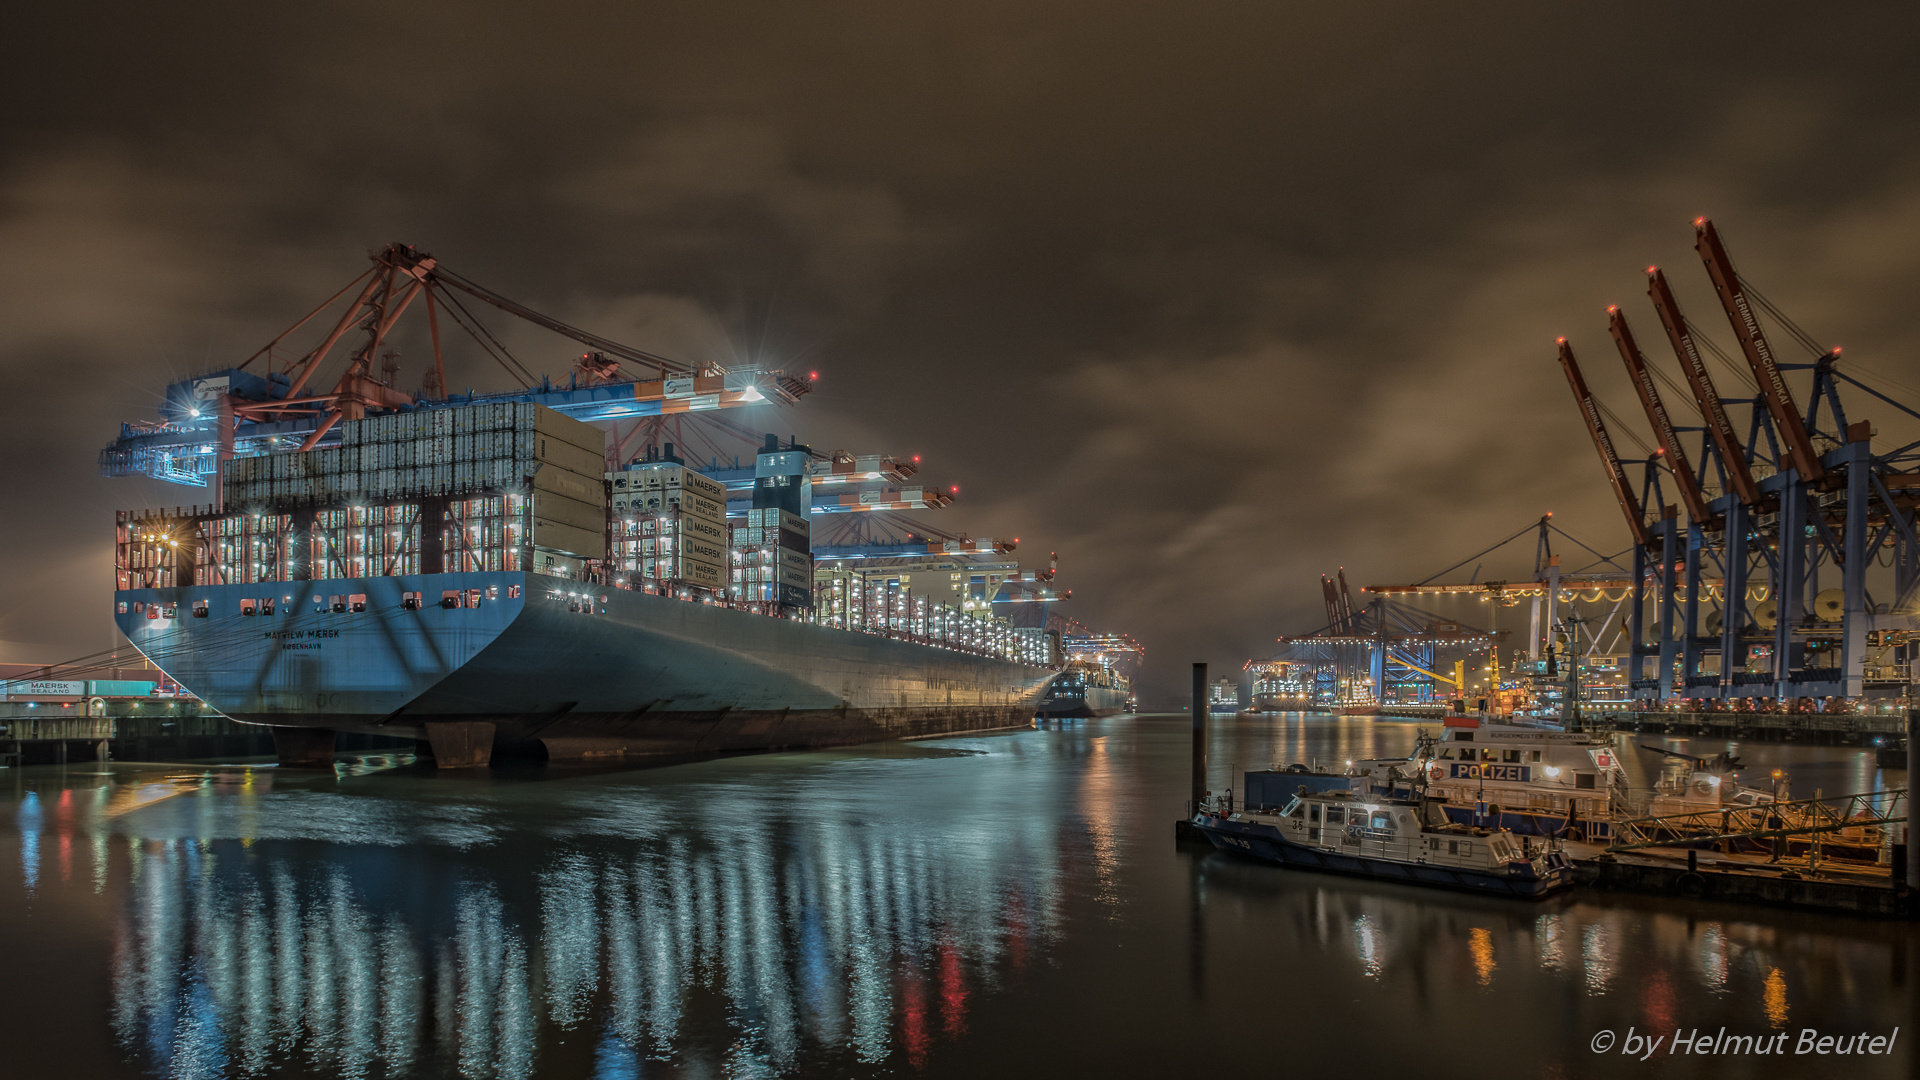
[115,508,204,590]
[609,457,729,590]
[213,402,608,578]
[310,505,423,580]
[443,495,530,573]
[728,507,812,608]
[196,512,294,585]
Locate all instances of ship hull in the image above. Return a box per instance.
[115,572,1055,758]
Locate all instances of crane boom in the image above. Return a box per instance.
[1646,267,1762,506]
[1694,217,1825,483]
[1556,338,1653,548]
[1608,306,1714,525]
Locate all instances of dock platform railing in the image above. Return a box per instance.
[1607,788,1908,858]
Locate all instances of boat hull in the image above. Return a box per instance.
[1191,815,1574,898]
[115,572,1055,758]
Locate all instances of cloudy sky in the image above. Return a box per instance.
[6,3,1920,701]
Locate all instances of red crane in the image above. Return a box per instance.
[1645,266,1763,506]
[1608,306,1714,526]
[1555,338,1654,548]
[1694,217,1826,483]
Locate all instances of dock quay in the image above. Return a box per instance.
[1573,845,1911,918]
[1,700,411,765]
[1594,708,1910,744]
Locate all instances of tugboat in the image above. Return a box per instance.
[1188,786,1575,898]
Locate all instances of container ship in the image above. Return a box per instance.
[1035,661,1131,717]
[104,244,1065,767]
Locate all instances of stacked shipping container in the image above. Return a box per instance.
[807,568,1045,663]
[610,461,729,589]
[198,513,293,584]
[730,507,812,608]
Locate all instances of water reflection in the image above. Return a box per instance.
[82,761,1063,1078]
[3,718,1912,1079]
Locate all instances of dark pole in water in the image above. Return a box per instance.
[1909,707,1918,892]
[1192,662,1208,813]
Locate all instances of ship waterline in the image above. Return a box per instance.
[115,571,1056,762]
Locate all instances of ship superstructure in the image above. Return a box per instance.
[105,244,1068,766]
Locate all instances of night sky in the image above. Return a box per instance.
[7,3,1920,702]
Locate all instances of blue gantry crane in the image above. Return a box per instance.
[1556,218,1920,704]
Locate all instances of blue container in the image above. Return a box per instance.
[86,680,158,698]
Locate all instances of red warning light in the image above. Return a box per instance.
[1555,336,1567,345]
[1646,266,1659,275]
[1693,216,1707,227]
[950,485,959,493]
[1833,346,1843,356]
[809,371,818,380]
[1606,305,1618,314]
[912,455,921,463]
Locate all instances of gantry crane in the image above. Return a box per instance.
[99,242,811,491]
[1556,219,1920,705]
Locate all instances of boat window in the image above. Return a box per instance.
[1439,749,1453,759]
[1504,749,1521,763]
[1308,804,1321,823]
[1450,840,1471,856]
[1324,807,1345,825]
[1530,750,1542,762]
[1481,749,1498,762]
[1370,812,1392,831]
[1280,797,1301,817]
[1575,772,1596,790]
[1454,733,1473,743]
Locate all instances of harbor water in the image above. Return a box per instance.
[0,713,1913,1079]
